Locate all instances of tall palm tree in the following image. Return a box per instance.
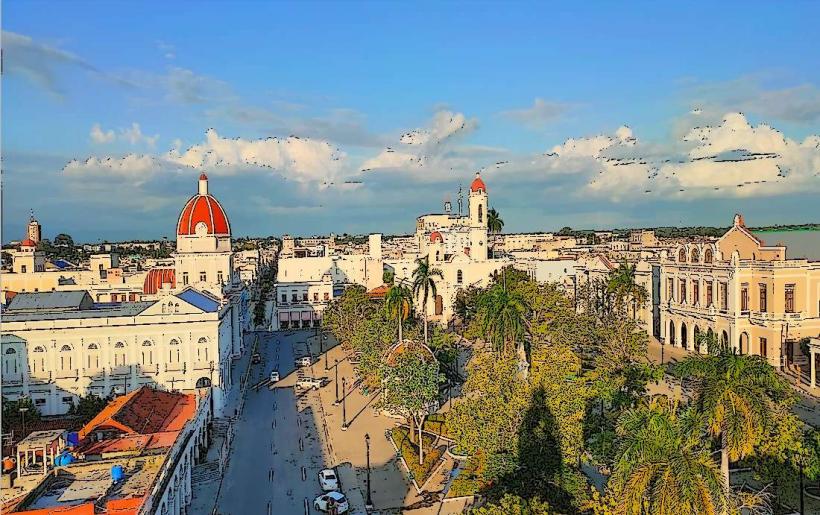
[476,277,529,377]
[487,207,504,233]
[607,259,647,320]
[675,338,793,491]
[610,396,728,515]
[384,281,413,344]
[412,256,443,346]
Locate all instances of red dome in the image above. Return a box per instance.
[177,175,230,236]
[20,238,36,248]
[144,268,176,294]
[430,231,444,243]
[470,173,486,193]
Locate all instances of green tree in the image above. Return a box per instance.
[475,281,529,373]
[469,494,553,515]
[608,396,728,515]
[53,233,75,247]
[2,397,41,433]
[68,393,109,425]
[675,339,795,490]
[607,259,648,320]
[384,281,413,344]
[380,349,443,465]
[487,208,504,234]
[411,256,442,346]
[323,285,375,349]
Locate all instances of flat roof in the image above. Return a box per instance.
[2,302,152,323]
[17,430,66,449]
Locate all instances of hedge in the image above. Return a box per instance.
[446,455,487,498]
[422,413,450,439]
[391,427,444,485]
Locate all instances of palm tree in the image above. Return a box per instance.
[487,207,504,233]
[675,338,793,491]
[476,277,529,376]
[607,259,647,320]
[412,256,443,346]
[384,281,413,345]
[609,396,728,515]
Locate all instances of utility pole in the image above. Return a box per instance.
[341,377,348,430]
[334,359,340,405]
[365,433,373,508]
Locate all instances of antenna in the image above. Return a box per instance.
[457,186,464,216]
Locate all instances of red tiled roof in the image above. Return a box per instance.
[367,285,389,299]
[20,238,36,248]
[106,496,145,515]
[15,504,95,515]
[176,175,230,237]
[143,268,176,294]
[78,386,196,440]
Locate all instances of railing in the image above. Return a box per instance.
[54,369,79,379]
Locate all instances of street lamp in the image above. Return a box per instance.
[19,406,29,439]
[341,377,348,431]
[334,359,340,405]
[365,433,373,509]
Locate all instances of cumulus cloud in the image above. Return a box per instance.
[501,98,570,128]
[496,112,820,201]
[90,123,115,144]
[120,123,159,147]
[361,111,478,178]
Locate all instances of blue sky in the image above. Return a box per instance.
[3,1,819,242]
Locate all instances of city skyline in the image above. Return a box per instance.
[3,2,820,242]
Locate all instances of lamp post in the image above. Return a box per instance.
[365,433,373,508]
[19,406,29,440]
[334,359,340,405]
[341,377,348,430]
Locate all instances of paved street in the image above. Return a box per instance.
[216,330,332,515]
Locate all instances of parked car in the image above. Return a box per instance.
[251,352,261,364]
[296,377,323,390]
[295,356,312,367]
[318,468,339,491]
[313,492,349,513]
[270,370,280,383]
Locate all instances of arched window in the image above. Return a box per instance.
[435,250,440,261]
[169,338,181,363]
[680,323,688,350]
[32,346,45,374]
[721,330,729,347]
[678,248,687,262]
[197,337,209,362]
[3,348,17,375]
[5,348,16,354]
[668,321,676,346]
[174,303,180,313]
[60,345,73,370]
[704,248,713,264]
[196,377,212,388]
[114,341,126,367]
[87,343,100,370]
[739,332,749,355]
[478,204,483,223]
[690,248,700,263]
[693,326,701,352]
[457,270,463,285]
[141,340,153,366]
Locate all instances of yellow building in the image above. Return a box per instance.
[659,214,820,367]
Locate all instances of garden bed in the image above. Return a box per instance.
[390,427,445,486]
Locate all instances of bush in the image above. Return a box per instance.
[423,413,450,438]
[391,427,443,485]
[447,455,487,498]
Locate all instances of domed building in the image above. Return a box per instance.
[173,173,235,299]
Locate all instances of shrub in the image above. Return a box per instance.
[423,413,450,438]
[391,427,444,485]
[447,455,487,498]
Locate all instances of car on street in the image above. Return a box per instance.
[295,356,312,367]
[318,468,340,491]
[296,377,323,390]
[270,370,280,383]
[313,492,349,513]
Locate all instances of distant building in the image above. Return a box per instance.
[26,214,42,245]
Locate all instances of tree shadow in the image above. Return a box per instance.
[482,385,574,512]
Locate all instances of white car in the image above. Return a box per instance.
[313,491,348,513]
[318,468,339,491]
[295,356,312,367]
[270,370,280,383]
[296,377,323,390]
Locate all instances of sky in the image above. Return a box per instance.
[2,1,819,243]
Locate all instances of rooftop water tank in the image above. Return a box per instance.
[111,465,124,483]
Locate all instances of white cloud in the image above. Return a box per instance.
[361,111,478,178]
[90,123,115,144]
[2,31,97,96]
[63,154,162,185]
[689,77,820,123]
[120,123,159,147]
[501,98,570,128]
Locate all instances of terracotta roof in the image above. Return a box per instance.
[367,284,389,299]
[142,268,176,294]
[78,386,196,440]
[176,194,230,236]
[20,238,37,248]
[429,231,444,243]
[77,431,179,456]
[470,172,486,193]
[15,504,95,515]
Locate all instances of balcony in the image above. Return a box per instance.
[749,311,804,324]
[55,369,79,380]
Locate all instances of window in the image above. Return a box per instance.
[741,283,749,312]
[759,284,767,313]
[21,265,27,273]
[182,272,189,286]
[141,340,153,365]
[679,279,686,303]
[706,281,713,306]
[760,337,768,358]
[292,293,298,302]
[667,278,673,301]
[692,281,699,306]
[200,271,207,282]
[281,294,287,303]
[457,270,463,285]
[32,346,45,374]
[3,348,17,375]
[217,271,224,284]
[114,341,126,367]
[169,338,181,363]
[86,343,100,370]
[60,345,73,370]
[35,398,46,406]
[197,337,209,362]
[678,248,687,262]
[720,282,728,311]
[313,292,319,302]
[323,292,329,301]
[785,284,795,313]
[302,292,308,302]
[691,248,700,263]
[62,396,73,404]
[704,249,713,263]
[478,204,483,223]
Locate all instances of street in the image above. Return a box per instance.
[216,330,332,515]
